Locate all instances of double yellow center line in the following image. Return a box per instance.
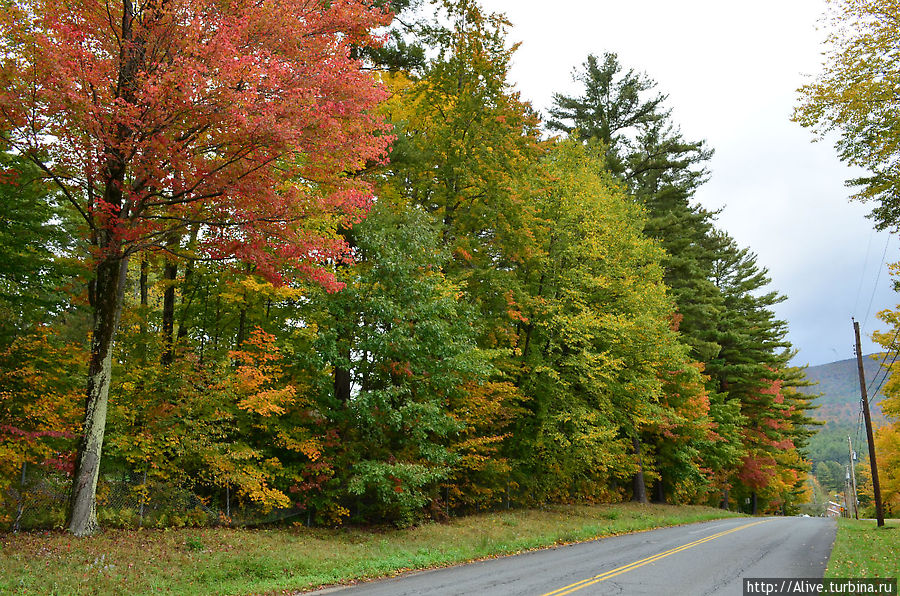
[541,519,771,596]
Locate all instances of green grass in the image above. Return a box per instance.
[826,518,900,578]
[0,503,743,595]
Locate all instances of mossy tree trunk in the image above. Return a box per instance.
[67,255,129,536]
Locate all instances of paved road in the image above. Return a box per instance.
[307,516,836,596]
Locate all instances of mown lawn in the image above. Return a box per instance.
[1,503,743,595]
[826,518,900,578]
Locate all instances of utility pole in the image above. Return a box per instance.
[843,472,850,518]
[848,436,859,520]
[853,319,885,527]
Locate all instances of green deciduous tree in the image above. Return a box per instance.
[511,140,711,504]
[299,201,488,526]
[375,0,544,508]
[548,52,723,366]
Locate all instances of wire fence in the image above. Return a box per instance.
[4,465,307,532]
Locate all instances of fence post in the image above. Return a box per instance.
[138,469,148,527]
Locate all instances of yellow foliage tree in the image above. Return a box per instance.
[794,0,900,229]
[0,327,82,526]
[874,425,900,514]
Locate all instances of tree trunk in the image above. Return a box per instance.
[139,259,148,306]
[652,475,666,504]
[334,336,352,403]
[68,256,129,536]
[721,487,730,510]
[138,469,147,526]
[630,435,648,504]
[160,247,178,366]
[68,0,141,536]
[236,307,247,347]
[751,491,758,515]
[213,294,221,351]
[176,225,199,342]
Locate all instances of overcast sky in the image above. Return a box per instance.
[473,0,896,367]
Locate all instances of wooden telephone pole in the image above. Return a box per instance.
[852,319,885,527]
[848,436,859,520]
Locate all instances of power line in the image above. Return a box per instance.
[864,325,900,396]
[867,352,890,396]
[869,345,900,401]
[862,235,891,331]
[853,229,875,316]
[854,404,864,450]
[864,326,900,400]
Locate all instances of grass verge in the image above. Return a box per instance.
[826,518,899,578]
[1,503,743,595]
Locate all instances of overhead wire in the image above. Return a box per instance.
[854,313,899,458]
[863,321,900,398]
[866,343,893,397]
[849,227,893,464]
[853,232,894,413]
[862,235,891,331]
[868,344,900,402]
[854,326,900,459]
[853,230,875,316]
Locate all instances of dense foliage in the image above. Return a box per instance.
[867,303,900,515]
[0,0,816,532]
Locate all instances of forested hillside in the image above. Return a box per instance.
[802,356,887,424]
[801,355,889,506]
[0,0,816,535]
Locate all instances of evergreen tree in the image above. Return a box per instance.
[548,53,723,365]
[0,150,79,347]
[707,233,816,511]
[547,53,668,176]
[707,232,788,395]
[355,0,427,74]
[549,52,816,509]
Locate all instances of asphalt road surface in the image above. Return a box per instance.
[307,516,836,596]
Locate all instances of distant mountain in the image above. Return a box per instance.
[800,355,888,425]
[800,355,890,466]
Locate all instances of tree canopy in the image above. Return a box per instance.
[0,0,817,533]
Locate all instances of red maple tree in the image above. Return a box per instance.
[0,0,392,535]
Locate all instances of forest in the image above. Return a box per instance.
[0,0,819,535]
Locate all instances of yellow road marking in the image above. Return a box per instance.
[541,519,771,596]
